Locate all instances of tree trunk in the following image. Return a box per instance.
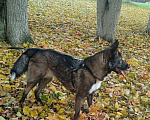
[147,15,150,35]
[96,0,122,43]
[0,0,6,42]
[6,0,33,45]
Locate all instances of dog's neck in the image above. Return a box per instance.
[84,52,109,81]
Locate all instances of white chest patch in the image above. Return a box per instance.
[89,81,102,94]
[88,75,110,94]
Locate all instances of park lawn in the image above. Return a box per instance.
[131,1,150,9]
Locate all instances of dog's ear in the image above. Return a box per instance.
[103,40,119,60]
[109,40,119,51]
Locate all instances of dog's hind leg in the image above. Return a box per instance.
[34,78,52,105]
[20,63,42,104]
[20,80,39,104]
[34,69,54,105]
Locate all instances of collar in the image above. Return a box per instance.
[71,60,102,87]
[83,63,102,81]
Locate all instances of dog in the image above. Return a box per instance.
[11,40,130,120]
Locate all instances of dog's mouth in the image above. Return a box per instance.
[116,68,125,77]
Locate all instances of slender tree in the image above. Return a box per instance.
[0,0,6,42]
[147,15,150,35]
[96,0,122,42]
[0,0,33,45]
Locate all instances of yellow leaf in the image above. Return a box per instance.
[104,97,110,103]
[0,107,2,112]
[40,111,45,118]
[62,86,66,91]
[70,94,75,98]
[0,85,2,91]
[117,112,122,116]
[58,108,65,114]
[54,104,60,111]
[121,110,128,116]
[58,115,66,120]
[23,106,30,115]
[0,74,6,79]
[30,109,38,117]
[47,98,52,106]
[49,86,56,92]
[46,114,59,120]
[135,91,139,98]
[109,113,115,117]
[119,75,124,80]
[10,85,17,89]
[42,105,48,110]
[98,92,102,96]
[37,107,43,113]
[3,84,11,92]
[95,103,104,110]
[115,102,120,109]
[134,107,139,112]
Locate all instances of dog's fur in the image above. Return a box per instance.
[11,40,130,120]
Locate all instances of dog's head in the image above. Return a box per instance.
[105,40,130,76]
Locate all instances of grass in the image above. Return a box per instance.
[86,0,150,9]
[131,1,150,9]
[84,0,96,1]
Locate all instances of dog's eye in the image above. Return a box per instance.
[104,59,107,63]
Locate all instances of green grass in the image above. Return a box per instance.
[84,0,96,1]
[131,1,150,8]
[85,0,150,9]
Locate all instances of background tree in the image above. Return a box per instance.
[96,0,122,42]
[147,15,150,35]
[0,0,33,45]
[0,0,6,42]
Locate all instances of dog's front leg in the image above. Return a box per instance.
[74,93,85,120]
[87,93,93,108]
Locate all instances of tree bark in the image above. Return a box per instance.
[0,0,6,42]
[96,0,122,43]
[6,0,33,45]
[147,15,150,35]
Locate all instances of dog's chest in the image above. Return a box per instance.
[88,76,108,94]
[89,81,102,94]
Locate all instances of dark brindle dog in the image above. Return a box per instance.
[11,40,130,120]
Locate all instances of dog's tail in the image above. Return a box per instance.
[11,49,39,80]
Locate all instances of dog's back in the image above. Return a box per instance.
[28,49,80,88]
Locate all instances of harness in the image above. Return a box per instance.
[71,60,101,87]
